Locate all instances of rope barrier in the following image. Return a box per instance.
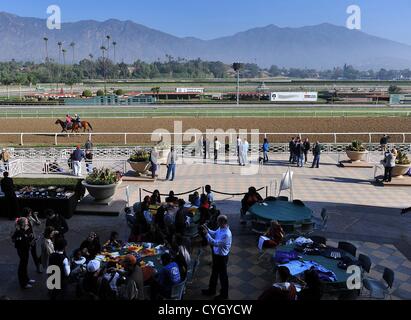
[141,187,202,197]
[210,186,266,197]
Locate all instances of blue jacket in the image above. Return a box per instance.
[263,142,270,152]
[72,149,85,161]
[158,262,181,290]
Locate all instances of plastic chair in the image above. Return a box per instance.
[293,199,305,206]
[167,280,187,300]
[363,268,394,299]
[338,241,357,257]
[358,254,372,273]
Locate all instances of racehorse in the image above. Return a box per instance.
[55,119,93,133]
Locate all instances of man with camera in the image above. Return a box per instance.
[201,215,232,300]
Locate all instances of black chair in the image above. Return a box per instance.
[338,241,357,257]
[309,235,327,245]
[300,222,314,234]
[363,267,394,299]
[358,254,372,273]
[293,199,305,206]
[264,196,277,202]
[319,208,329,230]
[278,196,289,202]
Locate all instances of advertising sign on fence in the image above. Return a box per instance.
[270,92,318,102]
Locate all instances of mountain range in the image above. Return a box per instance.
[1,11,411,69]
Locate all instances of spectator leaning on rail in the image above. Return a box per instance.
[1,148,11,171]
[311,141,321,169]
[71,145,85,177]
[262,138,270,163]
[380,134,390,152]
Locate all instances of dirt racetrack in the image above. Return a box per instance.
[0,117,410,146]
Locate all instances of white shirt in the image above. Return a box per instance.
[214,140,221,151]
[56,251,71,276]
[167,150,178,165]
[206,226,232,256]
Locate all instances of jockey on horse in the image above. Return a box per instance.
[65,114,73,130]
[74,114,82,129]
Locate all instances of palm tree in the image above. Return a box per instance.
[106,35,111,58]
[112,41,117,64]
[43,37,49,63]
[69,42,76,64]
[57,41,63,64]
[62,48,67,65]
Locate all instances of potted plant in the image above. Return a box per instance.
[346,140,368,162]
[82,168,121,201]
[128,149,151,175]
[392,151,411,177]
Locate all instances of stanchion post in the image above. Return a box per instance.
[139,188,142,203]
[266,186,268,198]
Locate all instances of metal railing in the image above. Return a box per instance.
[1,109,411,119]
[1,131,410,146]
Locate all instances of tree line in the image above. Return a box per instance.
[1,58,411,86]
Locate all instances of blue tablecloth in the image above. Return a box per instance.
[248,201,312,224]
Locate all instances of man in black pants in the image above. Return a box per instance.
[12,217,35,289]
[1,171,19,220]
[201,215,232,300]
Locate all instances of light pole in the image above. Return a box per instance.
[232,62,242,106]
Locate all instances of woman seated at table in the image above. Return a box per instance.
[150,190,162,205]
[241,187,263,222]
[80,232,101,261]
[258,266,297,301]
[165,191,178,203]
[103,231,123,250]
[261,220,284,249]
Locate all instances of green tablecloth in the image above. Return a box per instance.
[275,244,351,288]
[248,201,312,224]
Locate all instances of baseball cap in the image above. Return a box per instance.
[87,259,101,272]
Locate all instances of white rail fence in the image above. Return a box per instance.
[1,131,410,147]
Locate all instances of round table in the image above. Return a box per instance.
[248,201,313,225]
[275,244,355,291]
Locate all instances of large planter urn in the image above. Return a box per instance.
[128,160,151,176]
[82,180,121,202]
[392,164,411,178]
[346,150,368,162]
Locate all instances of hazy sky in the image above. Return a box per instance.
[1,0,410,44]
